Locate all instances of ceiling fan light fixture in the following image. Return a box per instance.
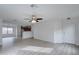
[31,20,36,23]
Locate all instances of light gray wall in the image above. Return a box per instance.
[74,17,79,45]
[16,25,21,39]
[0,19,2,45]
[32,19,57,43]
[53,20,64,43]
[32,19,64,43]
[32,17,79,45]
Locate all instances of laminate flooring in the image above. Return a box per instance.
[0,38,79,55]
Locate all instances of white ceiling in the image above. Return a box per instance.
[0,4,79,25]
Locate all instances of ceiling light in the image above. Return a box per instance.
[31,20,36,23]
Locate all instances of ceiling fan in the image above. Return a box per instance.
[24,15,43,23]
[24,4,43,23]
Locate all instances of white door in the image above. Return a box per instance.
[63,20,75,44]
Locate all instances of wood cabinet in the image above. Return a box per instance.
[21,26,31,31]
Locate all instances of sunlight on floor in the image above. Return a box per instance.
[2,37,16,48]
[21,46,53,53]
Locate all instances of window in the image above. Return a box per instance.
[2,27,13,34]
[7,28,13,34]
[2,27,7,34]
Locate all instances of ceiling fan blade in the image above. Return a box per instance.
[29,20,32,22]
[37,18,43,20]
[24,18,30,20]
[24,17,32,20]
[36,20,39,22]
